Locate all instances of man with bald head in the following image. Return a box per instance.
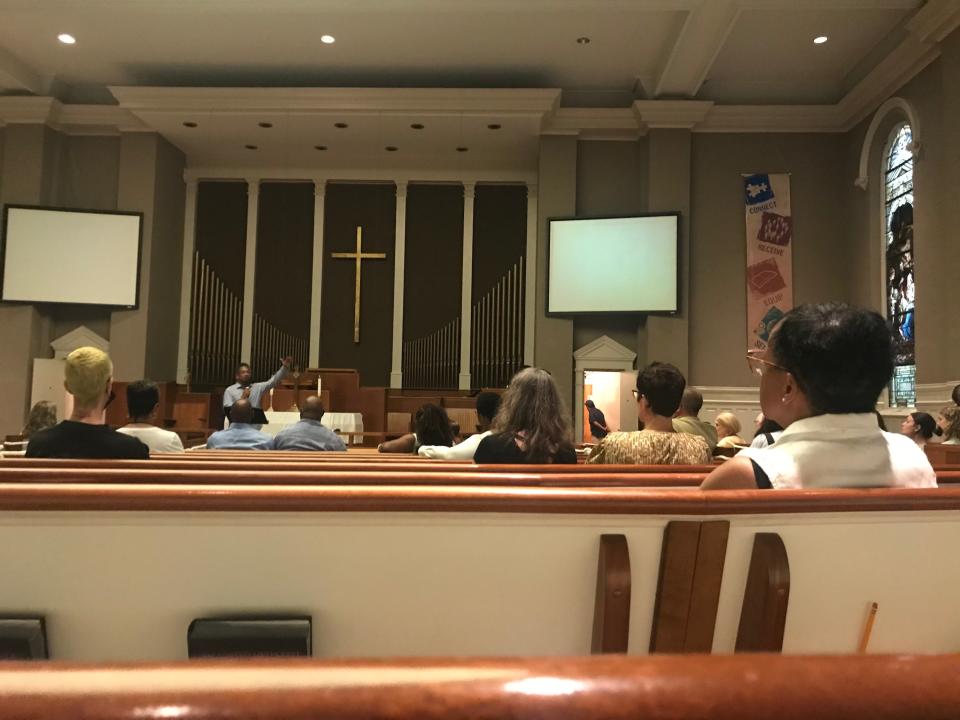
[271,395,346,452]
[205,398,273,450]
[671,388,718,452]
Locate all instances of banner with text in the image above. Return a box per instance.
[743,173,793,351]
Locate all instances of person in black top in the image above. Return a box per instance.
[584,400,609,440]
[26,347,149,459]
[475,367,577,465]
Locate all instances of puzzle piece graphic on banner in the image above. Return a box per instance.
[744,173,775,205]
[758,211,792,246]
[755,306,786,343]
[746,258,787,298]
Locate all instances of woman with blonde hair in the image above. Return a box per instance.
[474,367,576,464]
[938,405,960,445]
[715,411,747,448]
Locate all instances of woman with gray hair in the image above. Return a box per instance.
[22,401,57,439]
[474,367,576,464]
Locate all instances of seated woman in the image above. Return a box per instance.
[588,362,711,465]
[702,303,936,489]
[474,367,576,464]
[378,404,454,454]
[901,411,941,448]
[714,412,747,449]
[938,406,960,445]
[22,401,58,439]
[749,415,784,449]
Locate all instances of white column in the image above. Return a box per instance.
[176,179,198,385]
[458,182,476,390]
[240,178,260,363]
[308,179,327,368]
[389,180,408,389]
[523,183,538,365]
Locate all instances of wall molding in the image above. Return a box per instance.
[183,167,537,185]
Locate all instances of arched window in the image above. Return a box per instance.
[884,123,915,407]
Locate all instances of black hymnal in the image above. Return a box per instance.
[0,616,48,660]
[187,615,311,658]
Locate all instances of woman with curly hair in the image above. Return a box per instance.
[474,367,576,464]
[22,401,57,439]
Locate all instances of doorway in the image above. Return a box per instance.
[583,370,638,442]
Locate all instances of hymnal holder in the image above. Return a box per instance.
[187,615,312,658]
[0,616,48,660]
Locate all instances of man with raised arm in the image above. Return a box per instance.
[223,357,294,425]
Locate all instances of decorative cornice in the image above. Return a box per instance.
[545,108,641,139]
[633,99,714,129]
[698,105,842,133]
[0,97,147,135]
[0,96,57,126]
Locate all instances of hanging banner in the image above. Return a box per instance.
[743,173,793,351]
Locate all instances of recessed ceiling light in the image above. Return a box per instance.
[183,121,198,128]
[57,33,76,45]
[813,35,828,44]
[244,144,258,150]
[456,146,469,152]
[258,122,273,128]
[576,36,590,45]
[410,123,424,130]
[385,146,398,152]
[314,145,328,151]
[321,35,336,44]
[487,123,502,130]
[334,122,348,129]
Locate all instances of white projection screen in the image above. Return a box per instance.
[548,214,679,314]
[1,206,142,307]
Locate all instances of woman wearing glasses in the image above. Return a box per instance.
[701,303,936,490]
[588,362,712,465]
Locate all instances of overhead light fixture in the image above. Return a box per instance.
[57,33,76,45]
[321,35,335,44]
[813,35,828,44]
[576,36,590,45]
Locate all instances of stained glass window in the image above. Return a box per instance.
[884,123,915,407]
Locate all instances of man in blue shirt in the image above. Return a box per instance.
[206,399,273,450]
[272,396,346,452]
[222,357,293,424]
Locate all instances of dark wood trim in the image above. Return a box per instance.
[0,655,958,720]
[684,521,730,652]
[649,521,700,653]
[591,534,631,654]
[735,533,790,653]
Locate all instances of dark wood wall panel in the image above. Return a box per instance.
[320,183,396,387]
[254,182,314,339]
[195,181,247,297]
[472,184,527,300]
[403,184,463,341]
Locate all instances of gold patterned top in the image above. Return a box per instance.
[587,430,712,465]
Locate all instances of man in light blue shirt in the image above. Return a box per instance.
[272,396,347,452]
[206,399,273,450]
[222,357,293,423]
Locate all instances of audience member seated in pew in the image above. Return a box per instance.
[588,363,712,465]
[900,412,941,449]
[117,380,185,453]
[206,399,273,450]
[475,367,577,464]
[749,415,784,449]
[954,383,960,406]
[378,404,454,454]
[938,406,960,445]
[22,400,57,440]
[418,392,501,460]
[270,396,346,452]
[714,412,747,449]
[702,303,936,490]
[671,388,718,451]
[26,347,149,460]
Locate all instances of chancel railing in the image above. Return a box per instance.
[251,314,309,380]
[189,252,242,387]
[471,258,524,388]
[403,318,460,389]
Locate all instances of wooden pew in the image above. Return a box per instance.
[0,655,958,720]
[1,485,958,660]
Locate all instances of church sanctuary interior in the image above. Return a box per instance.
[2,0,960,716]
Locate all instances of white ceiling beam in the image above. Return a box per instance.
[0,46,46,95]
[653,0,741,98]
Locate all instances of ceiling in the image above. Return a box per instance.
[0,0,923,105]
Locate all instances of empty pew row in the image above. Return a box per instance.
[1,484,959,661]
[1,655,958,720]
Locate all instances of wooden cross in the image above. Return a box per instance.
[331,226,387,343]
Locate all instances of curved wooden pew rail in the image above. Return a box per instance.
[0,655,958,720]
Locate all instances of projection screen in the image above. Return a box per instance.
[1,206,143,307]
[547,214,679,314]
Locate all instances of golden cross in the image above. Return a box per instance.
[331,226,387,343]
